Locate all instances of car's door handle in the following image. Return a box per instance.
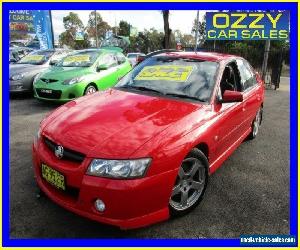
[242,103,246,112]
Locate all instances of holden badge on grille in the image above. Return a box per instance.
[54,145,64,159]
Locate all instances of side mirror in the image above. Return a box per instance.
[221,90,243,103]
[10,58,17,63]
[96,64,108,72]
[49,60,58,66]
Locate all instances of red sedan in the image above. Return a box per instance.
[32,52,264,229]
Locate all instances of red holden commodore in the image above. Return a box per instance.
[32,52,264,229]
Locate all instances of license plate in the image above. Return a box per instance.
[41,164,65,190]
[41,89,52,94]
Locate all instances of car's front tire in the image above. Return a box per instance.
[169,148,208,216]
[84,84,97,95]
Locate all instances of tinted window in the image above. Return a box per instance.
[116,56,219,102]
[116,52,126,64]
[100,53,118,68]
[236,59,256,91]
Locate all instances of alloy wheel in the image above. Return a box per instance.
[85,86,97,95]
[170,157,206,211]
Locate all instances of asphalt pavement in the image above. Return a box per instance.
[9,77,290,238]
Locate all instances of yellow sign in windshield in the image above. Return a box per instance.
[23,55,44,61]
[135,65,194,82]
[64,55,90,63]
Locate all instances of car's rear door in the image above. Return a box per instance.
[95,53,119,90]
[115,52,131,79]
[236,59,261,131]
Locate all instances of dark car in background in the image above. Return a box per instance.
[9,49,72,94]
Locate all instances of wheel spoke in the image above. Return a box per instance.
[172,184,181,196]
[178,167,186,179]
[191,181,202,190]
[189,162,199,177]
[180,190,188,207]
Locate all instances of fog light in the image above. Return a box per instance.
[95,199,105,212]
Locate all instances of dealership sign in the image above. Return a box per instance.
[9,10,35,33]
[206,11,289,40]
[32,10,54,49]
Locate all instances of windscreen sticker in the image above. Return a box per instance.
[135,65,194,82]
[23,55,44,61]
[64,55,90,63]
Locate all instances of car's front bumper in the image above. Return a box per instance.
[32,138,176,229]
[10,80,32,93]
[33,81,87,102]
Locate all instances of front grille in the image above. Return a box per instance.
[36,89,61,99]
[43,136,85,163]
[40,78,58,83]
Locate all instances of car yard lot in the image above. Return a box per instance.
[10,77,289,238]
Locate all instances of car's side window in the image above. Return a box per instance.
[100,54,118,68]
[219,62,242,96]
[236,59,256,91]
[116,53,126,65]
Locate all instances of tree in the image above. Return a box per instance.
[59,12,90,49]
[192,14,206,47]
[162,10,171,49]
[118,20,130,36]
[86,11,111,46]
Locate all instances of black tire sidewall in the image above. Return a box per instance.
[249,107,263,140]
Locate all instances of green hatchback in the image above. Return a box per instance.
[33,49,131,102]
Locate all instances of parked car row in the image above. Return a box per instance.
[9,48,132,101]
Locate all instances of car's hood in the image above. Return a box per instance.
[42,89,202,158]
[40,66,92,80]
[10,64,46,77]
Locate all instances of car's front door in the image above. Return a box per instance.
[213,61,246,159]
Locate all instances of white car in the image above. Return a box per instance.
[127,52,145,66]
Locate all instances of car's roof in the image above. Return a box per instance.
[155,51,240,62]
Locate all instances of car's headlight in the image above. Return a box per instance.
[11,73,24,81]
[63,76,85,85]
[86,158,151,179]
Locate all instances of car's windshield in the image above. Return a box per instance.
[55,50,101,67]
[115,56,219,102]
[17,50,54,65]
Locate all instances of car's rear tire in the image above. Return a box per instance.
[169,148,208,216]
[84,84,97,95]
[249,107,263,140]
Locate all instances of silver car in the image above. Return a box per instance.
[9,49,71,94]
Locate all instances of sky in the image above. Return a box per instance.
[51,10,206,40]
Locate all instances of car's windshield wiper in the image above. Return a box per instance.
[119,85,163,94]
[165,93,206,102]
